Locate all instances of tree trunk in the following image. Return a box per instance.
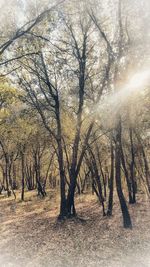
[107,139,114,216]
[120,143,133,204]
[21,152,25,201]
[67,168,77,217]
[129,127,136,203]
[134,131,150,193]
[34,151,46,197]
[115,119,132,229]
[56,113,67,219]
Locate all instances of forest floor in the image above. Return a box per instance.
[0,190,150,267]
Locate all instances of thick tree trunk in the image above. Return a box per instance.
[67,169,77,217]
[58,156,67,219]
[56,113,67,219]
[115,119,132,229]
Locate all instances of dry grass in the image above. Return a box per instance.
[0,190,150,267]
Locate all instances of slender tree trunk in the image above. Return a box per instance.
[96,144,107,199]
[81,170,90,193]
[5,156,11,197]
[129,127,136,203]
[135,131,150,193]
[21,152,25,201]
[120,144,133,203]
[107,139,114,216]
[88,148,106,216]
[12,163,17,190]
[67,123,94,216]
[33,149,46,197]
[66,32,88,217]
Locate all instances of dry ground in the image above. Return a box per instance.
[0,190,150,267]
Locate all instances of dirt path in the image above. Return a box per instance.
[0,192,150,267]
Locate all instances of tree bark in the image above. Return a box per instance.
[21,151,25,201]
[115,119,132,229]
[129,127,136,203]
[107,138,114,216]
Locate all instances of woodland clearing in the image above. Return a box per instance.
[0,191,150,267]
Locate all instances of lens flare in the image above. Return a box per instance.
[127,69,150,91]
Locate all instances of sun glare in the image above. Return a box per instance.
[127,70,150,91]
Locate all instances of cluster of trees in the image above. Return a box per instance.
[0,0,150,228]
